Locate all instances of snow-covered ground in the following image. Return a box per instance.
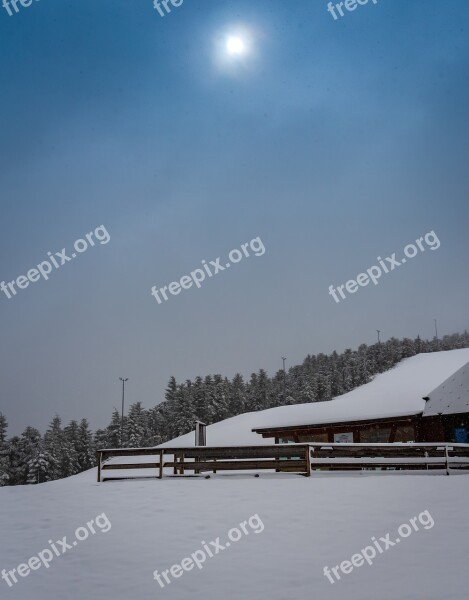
[3,349,469,600]
[1,468,469,600]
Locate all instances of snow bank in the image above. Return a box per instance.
[1,467,469,600]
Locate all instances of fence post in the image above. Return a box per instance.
[445,445,450,476]
[305,446,311,477]
[159,450,163,479]
[97,451,102,483]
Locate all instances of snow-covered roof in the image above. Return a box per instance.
[423,361,469,416]
[161,349,469,448]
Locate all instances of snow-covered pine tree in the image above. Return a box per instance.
[0,413,10,487]
[8,427,42,485]
[77,419,95,470]
[106,409,123,448]
[228,373,246,416]
[44,415,67,480]
[146,405,165,446]
[168,383,196,438]
[27,441,56,484]
[63,420,81,477]
[94,428,110,451]
[212,375,231,422]
[192,376,208,423]
[127,403,148,448]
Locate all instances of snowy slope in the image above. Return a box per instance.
[162,349,469,448]
[1,467,469,600]
[2,350,469,600]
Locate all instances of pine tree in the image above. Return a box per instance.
[94,428,110,451]
[168,384,196,438]
[106,409,123,448]
[146,406,166,446]
[77,419,95,471]
[44,415,67,480]
[27,441,56,484]
[0,413,9,487]
[9,427,42,485]
[192,376,208,423]
[127,403,148,448]
[229,374,246,416]
[63,420,81,477]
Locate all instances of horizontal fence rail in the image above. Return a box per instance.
[308,442,469,474]
[96,444,311,482]
[96,443,469,481]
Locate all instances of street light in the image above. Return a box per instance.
[119,377,129,447]
[282,357,287,402]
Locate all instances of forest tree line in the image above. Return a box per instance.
[1,331,468,485]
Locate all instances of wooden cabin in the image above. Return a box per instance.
[252,360,469,445]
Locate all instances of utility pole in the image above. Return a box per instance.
[376,330,381,345]
[282,357,287,402]
[119,377,129,447]
[434,319,438,340]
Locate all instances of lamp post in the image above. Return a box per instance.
[119,377,129,447]
[282,357,287,402]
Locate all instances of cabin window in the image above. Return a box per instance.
[297,433,329,443]
[278,436,296,444]
[359,426,392,443]
[333,432,354,443]
[394,425,415,442]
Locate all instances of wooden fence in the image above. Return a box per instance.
[97,444,311,482]
[308,442,469,474]
[96,443,469,481]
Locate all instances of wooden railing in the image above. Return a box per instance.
[97,444,311,482]
[308,442,469,474]
[97,448,164,482]
[96,443,469,481]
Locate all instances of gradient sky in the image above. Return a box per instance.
[1,0,468,436]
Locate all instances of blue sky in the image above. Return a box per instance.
[1,0,468,434]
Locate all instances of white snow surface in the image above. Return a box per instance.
[163,349,469,448]
[3,350,469,600]
[1,468,469,600]
[423,361,469,416]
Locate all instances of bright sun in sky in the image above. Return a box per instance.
[214,27,256,71]
[226,36,246,56]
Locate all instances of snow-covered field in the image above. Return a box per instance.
[3,350,469,600]
[1,468,469,600]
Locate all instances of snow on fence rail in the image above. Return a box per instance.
[96,445,311,482]
[308,442,469,474]
[96,443,469,481]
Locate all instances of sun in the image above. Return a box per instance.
[214,26,257,73]
[226,36,245,56]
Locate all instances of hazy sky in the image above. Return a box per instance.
[1,0,468,435]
